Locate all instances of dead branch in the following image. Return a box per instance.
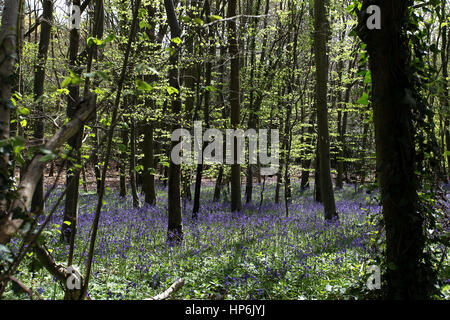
[145,278,185,300]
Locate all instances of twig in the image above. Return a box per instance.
[9,275,43,300]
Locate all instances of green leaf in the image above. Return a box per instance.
[136,79,153,92]
[39,153,57,163]
[17,107,30,116]
[171,37,182,45]
[209,15,222,21]
[357,92,369,105]
[161,161,170,168]
[193,17,204,25]
[364,70,371,85]
[61,70,82,87]
[167,86,179,95]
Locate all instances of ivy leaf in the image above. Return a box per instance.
[357,92,369,105]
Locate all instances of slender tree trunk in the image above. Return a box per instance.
[244,0,262,204]
[62,0,82,243]
[88,0,104,195]
[228,0,242,213]
[300,111,316,190]
[164,0,183,243]
[141,2,158,205]
[129,117,141,208]
[30,0,52,215]
[213,41,227,202]
[314,142,321,203]
[0,0,21,218]
[119,125,128,197]
[440,10,450,177]
[314,0,337,220]
[143,122,157,205]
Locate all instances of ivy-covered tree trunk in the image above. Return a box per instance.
[440,9,450,177]
[358,0,432,299]
[31,0,52,215]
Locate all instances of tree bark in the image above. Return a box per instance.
[30,0,52,215]
[164,0,183,243]
[129,117,141,208]
[358,0,432,299]
[119,124,128,197]
[228,0,242,213]
[62,0,83,243]
[0,0,21,219]
[314,0,337,220]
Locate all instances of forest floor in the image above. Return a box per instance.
[3,181,450,300]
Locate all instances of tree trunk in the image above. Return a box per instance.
[0,0,21,217]
[300,111,316,190]
[440,9,450,177]
[129,117,141,208]
[143,122,157,205]
[62,0,82,243]
[119,125,128,197]
[314,143,321,203]
[30,0,52,215]
[358,0,432,299]
[314,0,337,220]
[228,0,242,213]
[164,0,183,243]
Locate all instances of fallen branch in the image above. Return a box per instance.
[145,278,185,300]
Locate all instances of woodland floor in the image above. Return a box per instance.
[3,176,450,300]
